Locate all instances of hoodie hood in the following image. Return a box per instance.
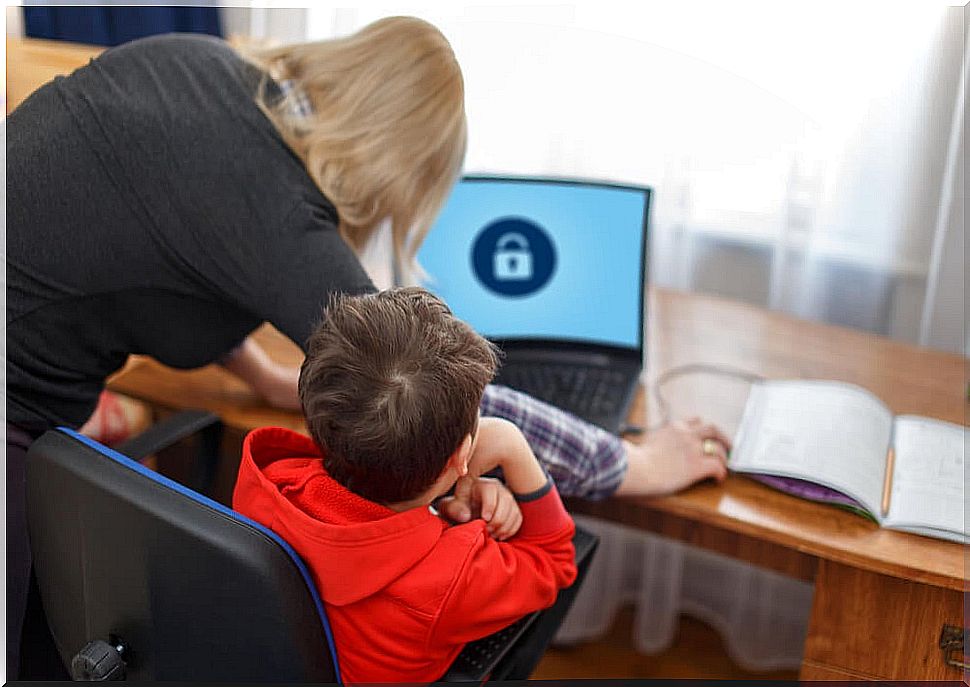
[233,427,446,606]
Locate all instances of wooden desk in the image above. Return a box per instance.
[108,287,967,681]
[6,37,104,113]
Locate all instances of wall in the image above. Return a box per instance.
[220,6,307,45]
[7,5,24,36]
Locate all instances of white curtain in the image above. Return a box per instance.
[301,1,965,352]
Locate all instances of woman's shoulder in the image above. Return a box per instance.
[67,32,266,126]
[94,32,257,89]
[103,32,237,62]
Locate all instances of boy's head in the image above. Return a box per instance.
[299,287,499,504]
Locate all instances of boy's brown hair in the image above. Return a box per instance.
[299,287,499,504]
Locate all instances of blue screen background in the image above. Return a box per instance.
[418,179,646,349]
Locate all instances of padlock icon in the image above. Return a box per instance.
[493,232,534,281]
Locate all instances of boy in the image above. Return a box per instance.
[233,287,576,683]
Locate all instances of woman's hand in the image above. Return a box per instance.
[255,363,302,411]
[220,336,303,411]
[614,417,732,498]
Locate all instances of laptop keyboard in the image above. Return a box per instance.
[496,363,629,425]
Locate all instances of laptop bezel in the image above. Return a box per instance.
[457,173,651,365]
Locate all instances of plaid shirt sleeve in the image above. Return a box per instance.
[479,384,627,501]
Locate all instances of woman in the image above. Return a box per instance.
[7,17,729,677]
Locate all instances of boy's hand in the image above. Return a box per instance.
[437,476,523,541]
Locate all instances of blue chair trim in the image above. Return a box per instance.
[58,427,343,684]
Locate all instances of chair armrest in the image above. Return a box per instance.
[115,410,221,461]
[441,526,600,682]
[441,612,539,682]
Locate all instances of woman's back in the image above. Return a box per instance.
[7,34,370,430]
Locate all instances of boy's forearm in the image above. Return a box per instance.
[473,419,548,495]
[501,447,549,495]
[515,486,575,541]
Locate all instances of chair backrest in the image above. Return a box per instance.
[26,428,340,682]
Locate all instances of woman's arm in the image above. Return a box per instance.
[479,384,729,500]
[220,336,302,411]
[479,384,624,500]
[223,210,375,412]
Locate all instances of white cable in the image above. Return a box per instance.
[650,363,765,430]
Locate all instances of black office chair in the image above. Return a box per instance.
[26,416,597,682]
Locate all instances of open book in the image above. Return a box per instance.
[731,380,967,544]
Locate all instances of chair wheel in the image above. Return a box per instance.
[71,638,127,680]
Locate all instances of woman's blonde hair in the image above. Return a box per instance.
[243,17,467,280]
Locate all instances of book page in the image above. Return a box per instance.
[731,380,893,517]
[884,416,966,540]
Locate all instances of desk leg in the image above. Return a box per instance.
[801,560,965,680]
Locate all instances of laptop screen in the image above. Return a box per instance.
[418,176,649,351]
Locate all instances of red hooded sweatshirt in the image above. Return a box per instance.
[233,427,577,684]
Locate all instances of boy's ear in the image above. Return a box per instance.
[449,433,474,477]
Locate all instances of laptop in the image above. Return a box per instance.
[418,175,651,434]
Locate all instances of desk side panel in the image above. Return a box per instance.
[803,559,966,680]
